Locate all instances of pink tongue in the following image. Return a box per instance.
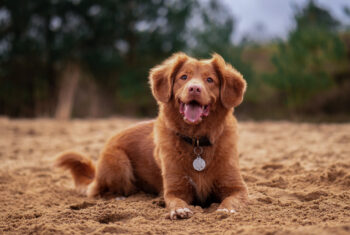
[184,103,203,123]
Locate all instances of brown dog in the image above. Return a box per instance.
[56,53,248,219]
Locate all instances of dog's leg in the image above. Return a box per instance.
[216,190,247,213]
[215,169,248,213]
[163,174,194,220]
[87,148,136,197]
[166,195,193,220]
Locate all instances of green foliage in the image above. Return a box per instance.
[265,1,346,107]
[0,0,199,116]
[1,0,350,119]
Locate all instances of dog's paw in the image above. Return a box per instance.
[216,208,237,213]
[115,196,126,201]
[168,207,193,220]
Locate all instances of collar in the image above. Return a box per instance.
[176,133,212,147]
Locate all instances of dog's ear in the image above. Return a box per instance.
[212,53,247,109]
[149,53,188,103]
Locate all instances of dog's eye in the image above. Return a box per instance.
[207,77,213,83]
[180,75,187,80]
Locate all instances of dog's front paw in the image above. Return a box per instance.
[217,195,246,214]
[216,208,237,213]
[169,207,193,220]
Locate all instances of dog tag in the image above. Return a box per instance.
[193,156,206,171]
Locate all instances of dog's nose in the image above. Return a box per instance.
[188,85,201,94]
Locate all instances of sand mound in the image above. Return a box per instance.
[0,118,350,234]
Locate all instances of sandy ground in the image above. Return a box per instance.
[0,117,350,235]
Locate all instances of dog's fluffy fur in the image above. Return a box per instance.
[55,53,248,219]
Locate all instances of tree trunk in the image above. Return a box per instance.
[55,63,80,120]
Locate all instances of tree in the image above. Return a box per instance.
[266,0,346,107]
[0,0,196,118]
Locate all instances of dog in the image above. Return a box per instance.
[55,52,248,219]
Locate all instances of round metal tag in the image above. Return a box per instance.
[193,157,206,171]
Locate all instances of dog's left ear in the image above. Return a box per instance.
[149,53,188,103]
[212,53,247,109]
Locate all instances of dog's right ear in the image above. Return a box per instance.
[149,53,188,103]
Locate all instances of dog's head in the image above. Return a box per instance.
[149,53,246,125]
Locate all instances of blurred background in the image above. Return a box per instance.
[0,0,349,121]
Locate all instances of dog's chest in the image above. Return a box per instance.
[186,172,214,202]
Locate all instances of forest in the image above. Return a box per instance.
[0,0,349,120]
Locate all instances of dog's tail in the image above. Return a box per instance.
[55,151,95,194]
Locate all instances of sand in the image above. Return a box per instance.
[0,117,350,234]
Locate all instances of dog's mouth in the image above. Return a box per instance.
[179,100,210,124]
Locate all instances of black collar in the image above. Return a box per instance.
[176,133,212,147]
